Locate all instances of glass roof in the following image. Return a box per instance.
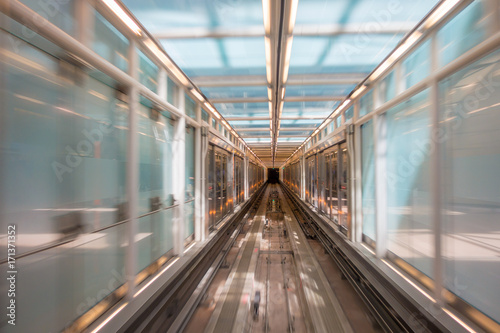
[123,0,440,166]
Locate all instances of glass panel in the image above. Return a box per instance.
[202,109,209,122]
[185,95,197,119]
[0,223,126,332]
[402,39,430,90]
[361,120,376,242]
[167,77,178,106]
[386,89,432,277]
[138,49,158,93]
[345,106,354,122]
[93,11,129,73]
[437,0,490,67]
[1,34,128,256]
[359,89,374,117]
[185,200,195,239]
[440,49,500,323]
[379,71,395,105]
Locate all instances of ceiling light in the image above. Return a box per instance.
[190,89,204,102]
[102,0,141,36]
[370,30,422,82]
[144,40,190,87]
[350,86,366,99]
[425,0,460,29]
[288,0,299,34]
[265,37,272,84]
[262,0,271,35]
[282,36,294,84]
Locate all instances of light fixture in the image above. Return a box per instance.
[425,0,461,29]
[262,0,271,35]
[350,86,366,99]
[144,40,190,87]
[190,89,204,102]
[370,30,422,82]
[282,36,294,84]
[102,0,141,36]
[288,0,299,34]
[265,37,272,84]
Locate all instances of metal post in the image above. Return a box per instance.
[173,89,186,256]
[300,152,306,200]
[194,104,202,241]
[126,41,139,300]
[430,31,444,305]
[244,155,249,200]
[374,113,387,258]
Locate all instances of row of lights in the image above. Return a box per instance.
[101,0,264,165]
[281,0,462,169]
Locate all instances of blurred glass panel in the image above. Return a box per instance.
[361,120,376,243]
[345,106,354,122]
[386,89,432,277]
[437,0,490,67]
[185,200,195,239]
[93,11,129,73]
[202,108,209,122]
[137,209,174,272]
[440,49,500,323]
[378,70,396,105]
[138,104,173,216]
[402,39,430,90]
[185,95,197,119]
[138,49,158,93]
[19,0,74,35]
[1,32,128,257]
[0,223,126,332]
[167,77,178,106]
[359,89,374,117]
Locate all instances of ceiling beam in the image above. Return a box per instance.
[210,96,269,103]
[226,114,327,121]
[152,22,414,39]
[236,126,313,132]
[193,73,365,87]
[284,95,345,102]
[211,95,345,103]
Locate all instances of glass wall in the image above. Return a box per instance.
[385,90,432,277]
[439,49,500,323]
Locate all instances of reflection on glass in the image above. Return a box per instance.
[440,49,500,323]
[386,89,432,277]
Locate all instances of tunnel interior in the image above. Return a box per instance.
[267,168,280,183]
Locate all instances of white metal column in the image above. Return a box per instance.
[374,113,387,258]
[244,156,249,200]
[173,89,186,256]
[300,153,306,200]
[195,104,203,242]
[126,41,139,300]
[430,32,444,305]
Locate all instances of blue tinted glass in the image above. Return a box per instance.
[359,89,373,117]
[437,0,489,67]
[402,39,430,89]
